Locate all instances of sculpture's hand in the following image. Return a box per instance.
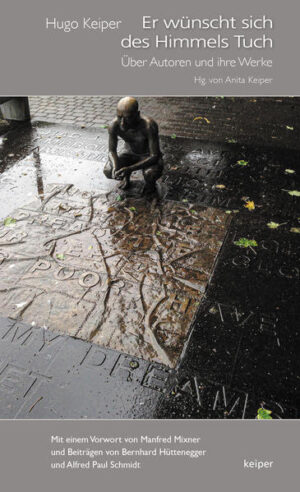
[115,167,130,179]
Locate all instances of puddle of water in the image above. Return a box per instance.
[0,152,116,220]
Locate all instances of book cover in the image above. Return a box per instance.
[0,0,299,490]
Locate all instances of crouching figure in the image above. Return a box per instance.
[104,97,163,192]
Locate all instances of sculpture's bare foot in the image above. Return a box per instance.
[118,178,131,190]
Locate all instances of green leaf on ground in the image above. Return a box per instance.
[257,408,273,420]
[290,227,300,233]
[116,195,123,201]
[56,254,65,260]
[282,190,300,197]
[225,210,232,214]
[286,126,294,131]
[129,361,139,369]
[267,222,280,229]
[156,231,162,236]
[4,217,16,227]
[285,169,295,174]
[191,209,197,214]
[129,206,136,211]
[170,133,177,139]
[100,124,108,129]
[237,160,248,166]
[227,138,237,144]
[234,238,258,248]
[182,199,188,203]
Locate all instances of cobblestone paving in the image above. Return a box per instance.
[28,96,300,149]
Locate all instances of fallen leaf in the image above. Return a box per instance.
[282,189,300,197]
[227,138,237,144]
[257,408,272,420]
[234,238,258,248]
[56,254,65,260]
[244,200,255,211]
[216,184,226,189]
[191,209,197,214]
[129,361,139,369]
[116,195,123,201]
[237,160,248,166]
[225,210,232,214]
[285,169,295,174]
[129,206,136,211]
[286,126,294,131]
[170,134,177,139]
[88,246,93,250]
[156,231,162,236]
[4,217,16,227]
[267,222,280,229]
[182,199,188,203]
[290,227,300,233]
[193,116,210,124]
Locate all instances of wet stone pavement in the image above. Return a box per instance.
[0,184,228,367]
[0,121,299,419]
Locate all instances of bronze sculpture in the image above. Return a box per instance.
[104,97,163,192]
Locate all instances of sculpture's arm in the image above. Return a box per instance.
[108,123,119,176]
[116,121,160,177]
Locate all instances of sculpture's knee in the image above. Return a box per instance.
[144,161,163,184]
[103,161,113,179]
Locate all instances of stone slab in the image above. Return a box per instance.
[0,316,168,419]
[0,184,229,367]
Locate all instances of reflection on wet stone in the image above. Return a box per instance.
[0,184,229,367]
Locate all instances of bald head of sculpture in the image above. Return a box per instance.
[117,96,140,131]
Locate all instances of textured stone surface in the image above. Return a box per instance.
[0,184,229,367]
[0,316,167,419]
